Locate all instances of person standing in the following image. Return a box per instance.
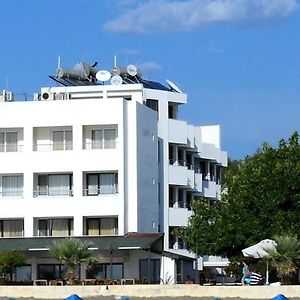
[241,261,251,285]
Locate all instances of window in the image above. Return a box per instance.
[0,219,23,237]
[0,131,18,152]
[139,259,160,284]
[86,217,118,236]
[91,128,117,149]
[53,130,72,150]
[38,219,73,236]
[37,264,72,281]
[86,263,123,280]
[37,174,73,196]
[1,175,23,197]
[146,99,159,119]
[14,265,32,282]
[86,173,118,195]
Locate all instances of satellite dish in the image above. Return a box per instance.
[96,70,111,82]
[111,75,123,85]
[111,66,121,76]
[127,64,138,76]
[166,79,183,93]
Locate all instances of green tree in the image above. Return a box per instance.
[267,235,300,284]
[185,132,300,257]
[50,238,98,285]
[0,251,26,281]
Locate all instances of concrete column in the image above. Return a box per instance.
[73,169,82,198]
[24,216,33,237]
[206,161,210,180]
[30,257,38,280]
[74,215,83,236]
[73,124,82,151]
[174,187,178,208]
[23,126,33,153]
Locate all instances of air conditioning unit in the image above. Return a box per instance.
[5,92,14,101]
[40,92,54,101]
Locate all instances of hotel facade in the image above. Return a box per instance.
[0,62,227,284]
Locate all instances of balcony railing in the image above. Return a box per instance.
[169,159,193,170]
[0,145,23,152]
[82,186,118,196]
[33,188,73,197]
[0,190,23,197]
[33,143,73,151]
[169,241,188,250]
[83,141,117,150]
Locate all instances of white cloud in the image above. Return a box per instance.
[103,0,298,33]
[199,41,223,54]
[139,61,163,71]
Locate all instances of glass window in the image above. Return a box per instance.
[104,129,116,149]
[53,130,73,151]
[38,174,72,196]
[37,264,66,281]
[86,173,117,195]
[38,175,48,196]
[0,132,18,152]
[2,175,23,197]
[91,128,116,149]
[92,130,103,149]
[87,174,99,195]
[53,131,64,150]
[139,259,161,284]
[87,263,123,280]
[100,218,118,235]
[38,219,73,236]
[49,174,71,196]
[100,173,116,194]
[0,133,4,152]
[86,218,118,236]
[6,132,18,152]
[15,265,32,282]
[0,219,23,237]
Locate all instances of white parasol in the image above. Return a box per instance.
[242,239,277,285]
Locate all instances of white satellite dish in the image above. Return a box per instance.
[127,64,138,76]
[96,70,111,82]
[166,79,183,93]
[111,75,123,85]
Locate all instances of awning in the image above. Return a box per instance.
[0,232,163,253]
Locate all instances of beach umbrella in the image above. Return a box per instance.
[242,239,277,285]
[65,294,83,300]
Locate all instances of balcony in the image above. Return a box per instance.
[34,218,73,237]
[169,241,188,250]
[83,140,117,150]
[169,207,192,227]
[33,188,73,197]
[34,174,73,197]
[33,127,72,152]
[194,172,203,192]
[202,180,221,199]
[82,186,118,196]
[0,219,24,237]
[168,119,187,144]
[169,160,194,187]
[0,175,23,198]
[33,143,72,152]
[0,190,23,198]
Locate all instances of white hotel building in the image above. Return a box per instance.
[0,62,227,284]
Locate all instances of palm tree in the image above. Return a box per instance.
[50,238,98,285]
[266,235,300,284]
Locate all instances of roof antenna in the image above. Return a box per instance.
[57,56,61,69]
[114,54,117,68]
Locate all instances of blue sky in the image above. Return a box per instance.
[0,0,299,159]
